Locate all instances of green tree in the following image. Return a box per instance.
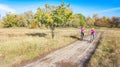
[78,14,86,27]
[71,14,80,27]
[34,7,43,27]
[114,17,120,27]
[93,13,99,26]
[86,16,95,27]
[102,16,109,27]
[93,13,98,21]
[23,11,34,27]
[2,13,26,27]
[38,2,73,38]
[71,14,86,27]
[45,3,50,12]
[16,15,27,27]
[58,1,73,27]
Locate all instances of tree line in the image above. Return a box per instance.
[86,14,120,28]
[1,2,120,28]
[0,1,120,38]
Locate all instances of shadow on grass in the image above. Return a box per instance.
[70,36,80,40]
[69,35,90,42]
[26,33,47,37]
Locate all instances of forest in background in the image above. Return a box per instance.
[0,1,120,29]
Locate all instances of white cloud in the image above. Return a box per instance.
[99,7,120,13]
[0,4,16,13]
[71,5,97,17]
[72,5,120,17]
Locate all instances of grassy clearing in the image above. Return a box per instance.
[87,28,120,67]
[0,28,83,67]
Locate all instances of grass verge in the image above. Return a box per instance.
[87,28,120,67]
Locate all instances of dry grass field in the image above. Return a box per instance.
[87,28,120,67]
[0,28,83,67]
[0,27,119,67]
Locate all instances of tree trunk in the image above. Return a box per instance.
[51,23,55,39]
[51,29,54,39]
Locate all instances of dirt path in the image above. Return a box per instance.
[23,32,101,67]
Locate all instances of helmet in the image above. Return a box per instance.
[92,28,94,30]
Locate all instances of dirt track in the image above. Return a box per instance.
[23,32,101,67]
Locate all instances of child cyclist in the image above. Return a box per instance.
[90,28,95,42]
[80,26,84,40]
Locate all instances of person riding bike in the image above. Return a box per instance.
[90,28,95,42]
[80,26,84,40]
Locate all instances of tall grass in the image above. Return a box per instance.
[0,28,81,67]
[87,28,120,67]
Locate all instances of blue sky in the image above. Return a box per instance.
[0,0,120,18]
